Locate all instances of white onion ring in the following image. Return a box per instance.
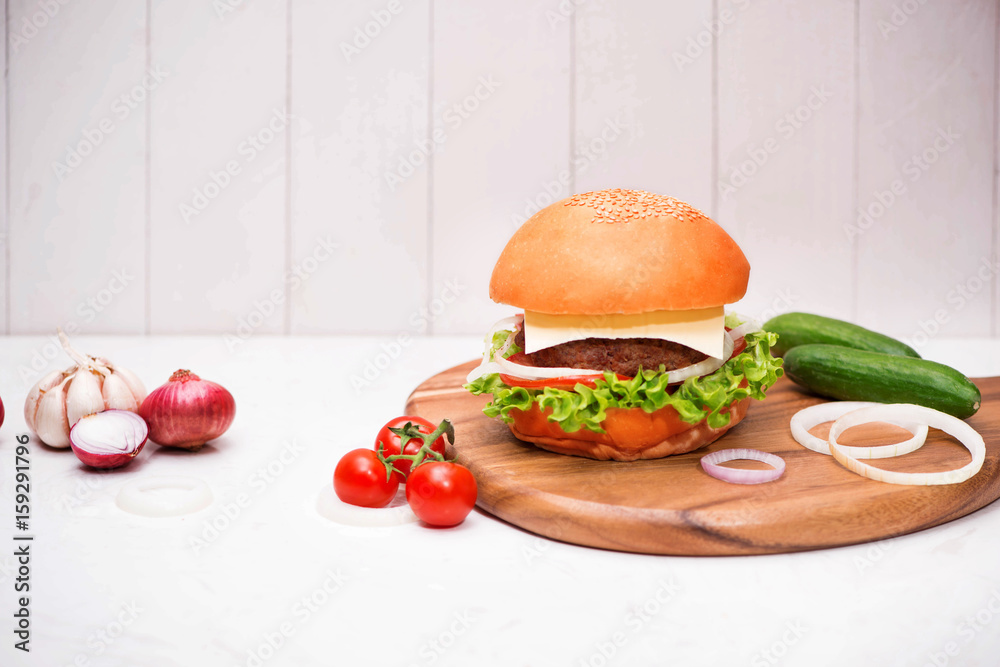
[116,476,213,517]
[492,350,606,379]
[728,316,763,340]
[466,314,525,383]
[493,330,736,383]
[496,328,517,358]
[664,330,733,383]
[315,485,418,527]
[700,448,786,484]
[790,401,929,458]
[828,404,986,485]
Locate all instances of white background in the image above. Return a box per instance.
[3,3,1000,666]
[3,0,997,348]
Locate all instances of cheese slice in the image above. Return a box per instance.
[522,306,726,359]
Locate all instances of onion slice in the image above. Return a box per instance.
[728,316,763,341]
[493,330,736,383]
[663,330,734,384]
[316,485,418,527]
[828,404,985,485]
[790,401,929,458]
[116,476,213,517]
[466,314,525,383]
[700,448,786,485]
[493,351,606,380]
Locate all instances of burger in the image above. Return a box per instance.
[464,188,783,461]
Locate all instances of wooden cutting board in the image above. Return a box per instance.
[405,361,1000,555]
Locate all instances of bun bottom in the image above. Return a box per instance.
[507,397,751,461]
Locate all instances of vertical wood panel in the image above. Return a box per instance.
[149,0,286,334]
[857,0,996,345]
[431,1,571,334]
[718,0,856,324]
[8,0,147,334]
[575,1,714,209]
[995,8,999,339]
[1,0,7,334]
[290,0,428,334]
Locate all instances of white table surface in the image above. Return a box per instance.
[2,334,999,667]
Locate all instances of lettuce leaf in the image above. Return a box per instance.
[489,329,522,358]
[464,330,783,434]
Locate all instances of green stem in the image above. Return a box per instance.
[378,419,455,477]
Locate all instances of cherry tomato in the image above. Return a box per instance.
[405,462,478,527]
[333,449,399,508]
[375,416,447,482]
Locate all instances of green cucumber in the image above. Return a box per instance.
[763,312,920,358]
[783,344,981,419]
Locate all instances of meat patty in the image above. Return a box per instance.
[512,329,707,377]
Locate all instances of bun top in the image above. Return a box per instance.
[489,188,750,314]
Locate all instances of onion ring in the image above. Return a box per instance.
[700,448,785,484]
[116,476,213,518]
[728,317,762,340]
[493,331,736,383]
[315,485,418,527]
[790,401,929,458]
[828,404,985,485]
[492,350,606,380]
[466,314,525,383]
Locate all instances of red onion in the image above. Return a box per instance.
[700,448,785,485]
[139,369,235,450]
[69,410,148,469]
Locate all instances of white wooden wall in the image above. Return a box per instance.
[5,0,998,346]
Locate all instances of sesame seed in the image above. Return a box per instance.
[563,187,708,225]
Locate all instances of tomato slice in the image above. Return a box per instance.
[499,373,613,389]
[500,332,748,388]
[731,335,747,357]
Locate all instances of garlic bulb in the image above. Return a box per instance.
[24,329,147,448]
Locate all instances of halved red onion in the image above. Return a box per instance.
[828,404,985,485]
[790,401,928,458]
[69,409,148,469]
[700,448,785,484]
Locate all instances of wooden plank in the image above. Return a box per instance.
[717,0,856,323]
[431,0,571,334]
[574,0,714,208]
[407,361,1000,556]
[148,0,287,335]
[8,0,147,334]
[996,8,1000,340]
[289,0,429,334]
[1,0,7,333]
[857,0,996,344]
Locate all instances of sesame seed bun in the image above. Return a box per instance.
[489,188,749,314]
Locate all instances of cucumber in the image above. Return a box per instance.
[763,312,920,358]
[783,344,981,419]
